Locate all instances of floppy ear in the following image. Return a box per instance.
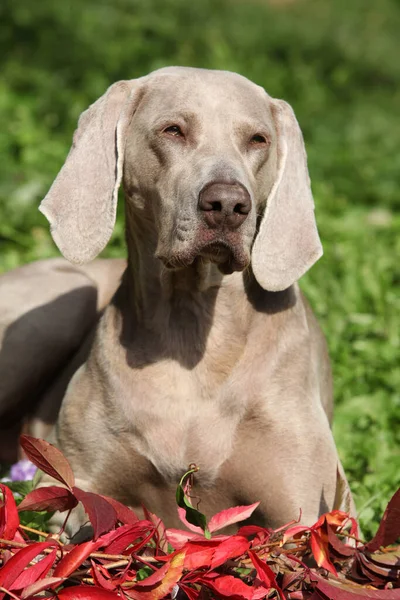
[251,98,322,292]
[39,80,143,264]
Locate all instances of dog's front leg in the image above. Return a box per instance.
[220,405,353,528]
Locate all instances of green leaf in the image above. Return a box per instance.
[176,468,210,538]
[6,480,34,498]
[136,566,154,581]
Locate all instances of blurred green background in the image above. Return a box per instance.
[0,0,399,538]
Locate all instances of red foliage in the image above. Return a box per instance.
[17,486,78,513]
[19,435,75,490]
[0,484,20,541]
[0,437,399,600]
[366,488,400,552]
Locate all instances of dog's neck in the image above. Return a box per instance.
[109,204,245,369]
[112,202,295,369]
[121,204,228,329]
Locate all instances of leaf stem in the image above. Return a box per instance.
[19,524,51,538]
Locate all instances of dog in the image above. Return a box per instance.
[0,67,355,531]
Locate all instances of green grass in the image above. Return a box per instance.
[1,0,399,539]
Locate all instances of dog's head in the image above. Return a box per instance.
[40,67,322,292]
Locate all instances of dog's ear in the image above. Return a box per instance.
[251,99,322,292]
[40,80,143,264]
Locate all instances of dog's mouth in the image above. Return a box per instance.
[198,241,231,264]
[159,240,249,274]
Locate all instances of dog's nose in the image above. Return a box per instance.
[198,182,251,230]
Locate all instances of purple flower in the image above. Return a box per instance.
[9,459,37,481]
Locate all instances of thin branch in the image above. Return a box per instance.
[0,586,21,600]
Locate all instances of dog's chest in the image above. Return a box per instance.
[112,339,249,483]
[102,282,253,481]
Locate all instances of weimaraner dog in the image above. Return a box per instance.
[0,67,355,531]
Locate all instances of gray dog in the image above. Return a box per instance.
[0,67,355,530]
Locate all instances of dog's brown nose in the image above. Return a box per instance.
[198,182,251,230]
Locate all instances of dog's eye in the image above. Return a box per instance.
[249,134,268,145]
[163,125,184,138]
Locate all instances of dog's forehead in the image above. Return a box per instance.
[140,67,270,121]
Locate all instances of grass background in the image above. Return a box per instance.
[0,0,399,538]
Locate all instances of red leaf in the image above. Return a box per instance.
[366,488,400,552]
[21,576,63,599]
[133,551,185,600]
[100,494,139,525]
[248,550,285,600]
[281,570,304,592]
[313,510,359,540]
[282,524,309,543]
[142,506,168,553]
[367,550,400,569]
[310,529,337,576]
[208,503,260,533]
[211,535,249,568]
[91,561,117,591]
[98,522,136,547]
[73,487,117,539]
[19,435,75,490]
[354,551,394,587]
[11,548,57,590]
[166,528,204,549]
[128,528,158,555]
[327,527,356,558]
[0,484,20,540]
[179,583,200,600]
[237,525,270,539]
[324,510,354,531]
[176,534,238,570]
[0,541,58,589]
[102,522,154,554]
[183,543,216,571]
[54,539,102,578]
[134,561,169,588]
[177,506,205,534]
[18,486,78,513]
[313,510,350,532]
[57,586,121,599]
[206,574,259,600]
[312,571,400,599]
